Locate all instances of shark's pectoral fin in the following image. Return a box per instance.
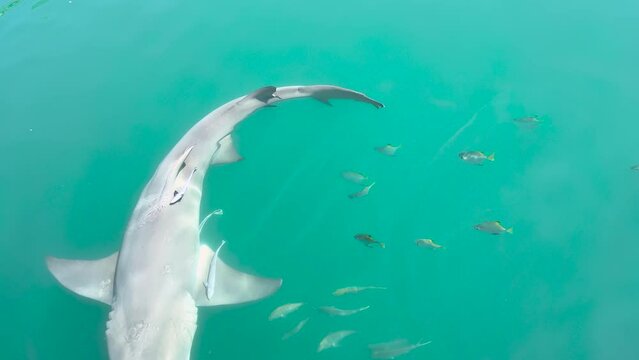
[195,245,281,306]
[46,252,118,305]
[211,134,243,166]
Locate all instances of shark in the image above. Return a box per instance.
[46,85,383,360]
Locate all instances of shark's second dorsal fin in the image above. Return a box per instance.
[211,134,243,166]
[194,245,281,307]
[46,252,119,305]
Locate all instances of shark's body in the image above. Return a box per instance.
[46,85,382,360]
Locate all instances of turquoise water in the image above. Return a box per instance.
[2,0,639,359]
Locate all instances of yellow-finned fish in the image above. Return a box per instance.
[459,151,495,165]
[375,144,401,156]
[415,239,443,249]
[355,233,385,248]
[474,221,513,235]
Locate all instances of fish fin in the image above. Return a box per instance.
[211,134,243,165]
[487,153,495,161]
[46,252,118,305]
[195,245,281,306]
[506,227,514,234]
[313,97,333,106]
[242,86,278,103]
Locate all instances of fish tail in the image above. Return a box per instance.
[487,153,495,161]
[379,242,385,249]
[506,227,514,234]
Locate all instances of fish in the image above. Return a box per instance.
[268,302,304,320]
[203,241,227,300]
[369,339,432,359]
[415,239,443,249]
[459,151,495,165]
[317,330,356,352]
[355,233,385,248]
[319,305,371,316]
[198,209,224,234]
[514,115,541,125]
[349,182,375,199]
[342,171,369,185]
[332,286,387,296]
[45,84,382,360]
[375,144,401,156]
[474,221,513,235]
[631,165,639,171]
[170,167,198,205]
[282,318,309,340]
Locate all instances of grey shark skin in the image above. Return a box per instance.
[46,85,383,360]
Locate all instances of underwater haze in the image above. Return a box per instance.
[1,0,639,359]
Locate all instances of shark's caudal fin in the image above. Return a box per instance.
[46,252,118,305]
[211,134,243,166]
[194,245,281,306]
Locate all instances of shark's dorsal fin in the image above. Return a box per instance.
[46,252,118,305]
[211,134,243,165]
[194,245,281,306]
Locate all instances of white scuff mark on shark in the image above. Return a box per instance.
[170,167,198,205]
[204,241,227,300]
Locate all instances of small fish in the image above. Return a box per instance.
[332,286,387,296]
[319,305,370,316]
[369,339,432,359]
[349,182,375,199]
[459,151,495,165]
[631,165,639,171]
[355,233,385,248]
[198,209,224,234]
[375,144,401,156]
[415,239,443,249]
[514,115,541,125]
[474,221,513,235]
[282,318,309,340]
[342,171,369,185]
[268,302,304,320]
[203,241,226,300]
[170,167,198,205]
[317,330,356,352]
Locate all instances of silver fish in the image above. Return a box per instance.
[317,330,356,352]
[319,305,370,316]
[332,286,387,296]
[474,221,513,235]
[349,182,375,199]
[375,144,400,156]
[415,239,443,249]
[459,151,494,165]
[342,171,369,185]
[268,302,304,320]
[514,115,541,124]
[282,318,309,340]
[631,165,639,171]
[369,339,432,359]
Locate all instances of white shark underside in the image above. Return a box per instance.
[46,85,383,360]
